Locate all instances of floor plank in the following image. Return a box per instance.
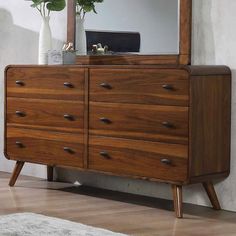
[0,172,236,236]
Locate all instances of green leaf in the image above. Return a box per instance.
[26,0,66,12]
[76,0,104,15]
[83,4,94,13]
[46,0,66,11]
[29,0,45,8]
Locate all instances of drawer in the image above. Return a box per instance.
[90,102,188,144]
[6,67,85,100]
[90,69,189,106]
[6,127,84,167]
[7,98,83,132]
[89,136,188,182]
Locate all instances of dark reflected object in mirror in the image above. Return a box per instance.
[86,31,140,53]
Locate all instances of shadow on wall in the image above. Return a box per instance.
[0,8,62,66]
[0,8,38,65]
[192,0,216,64]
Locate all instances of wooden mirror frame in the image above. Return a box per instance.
[67,0,192,65]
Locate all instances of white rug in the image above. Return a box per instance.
[0,213,128,236]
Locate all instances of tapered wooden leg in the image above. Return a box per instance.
[47,166,54,182]
[203,182,221,210]
[172,185,183,218]
[9,161,25,187]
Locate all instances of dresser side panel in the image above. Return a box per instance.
[189,73,231,179]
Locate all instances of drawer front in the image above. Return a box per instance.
[90,102,188,144]
[6,67,85,100]
[7,98,83,132]
[89,136,188,182]
[6,127,84,167]
[90,69,189,106]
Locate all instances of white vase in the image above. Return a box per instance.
[76,16,87,55]
[38,16,52,65]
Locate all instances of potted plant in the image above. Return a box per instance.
[26,0,66,64]
[75,0,104,55]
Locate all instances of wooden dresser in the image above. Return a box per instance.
[4,65,231,218]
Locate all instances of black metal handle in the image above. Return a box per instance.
[64,114,75,121]
[15,141,24,148]
[100,117,112,124]
[162,121,174,128]
[63,147,75,154]
[100,83,112,89]
[161,158,172,165]
[162,84,174,90]
[15,111,26,117]
[64,82,74,88]
[15,80,25,86]
[100,151,111,159]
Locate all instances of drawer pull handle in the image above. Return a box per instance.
[162,84,174,90]
[64,82,74,88]
[15,141,24,148]
[100,151,111,159]
[161,159,172,165]
[100,117,112,124]
[162,121,174,128]
[63,147,75,154]
[100,83,112,89]
[15,80,25,86]
[15,111,26,117]
[64,114,75,121]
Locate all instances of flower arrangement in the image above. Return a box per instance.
[76,0,104,19]
[26,0,66,17]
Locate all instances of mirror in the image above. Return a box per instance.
[67,0,192,65]
[75,0,179,55]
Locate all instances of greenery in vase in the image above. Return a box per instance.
[26,0,66,17]
[76,0,104,19]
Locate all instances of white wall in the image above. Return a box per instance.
[0,0,67,178]
[1,0,236,212]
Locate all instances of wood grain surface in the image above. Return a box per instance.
[6,127,84,168]
[7,98,84,132]
[89,68,189,106]
[6,66,85,100]
[89,136,188,182]
[189,74,231,178]
[89,102,189,144]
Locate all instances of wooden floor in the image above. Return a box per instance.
[0,172,236,236]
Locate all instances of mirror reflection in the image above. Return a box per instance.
[75,0,179,55]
